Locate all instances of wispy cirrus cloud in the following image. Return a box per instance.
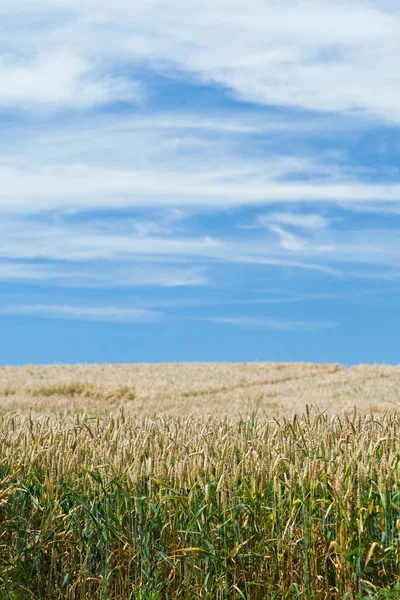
[3,163,400,214]
[258,212,329,230]
[0,108,397,219]
[2,1,400,122]
[269,226,308,253]
[2,212,400,280]
[209,317,337,330]
[0,261,207,288]
[0,304,164,323]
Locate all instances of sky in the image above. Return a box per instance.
[1,0,400,365]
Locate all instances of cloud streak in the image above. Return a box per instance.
[0,261,207,288]
[258,212,329,230]
[0,108,397,221]
[2,158,400,215]
[2,213,400,281]
[0,304,164,323]
[209,317,337,330]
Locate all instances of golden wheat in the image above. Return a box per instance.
[1,362,400,418]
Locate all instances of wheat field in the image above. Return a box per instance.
[1,362,400,417]
[0,363,400,599]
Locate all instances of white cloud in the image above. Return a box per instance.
[340,203,400,216]
[0,216,342,275]
[1,1,400,121]
[0,51,141,110]
[210,317,337,330]
[269,225,308,253]
[0,304,164,323]
[2,161,400,215]
[0,261,207,288]
[2,215,400,278]
[0,110,395,217]
[259,212,329,230]
[0,219,221,261]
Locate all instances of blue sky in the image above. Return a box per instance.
[1,0,400,365]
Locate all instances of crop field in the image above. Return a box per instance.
[1,362,400,418]
[0,363,400,599]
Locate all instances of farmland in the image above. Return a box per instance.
[1,362,400,418]
[0,363,399,599]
